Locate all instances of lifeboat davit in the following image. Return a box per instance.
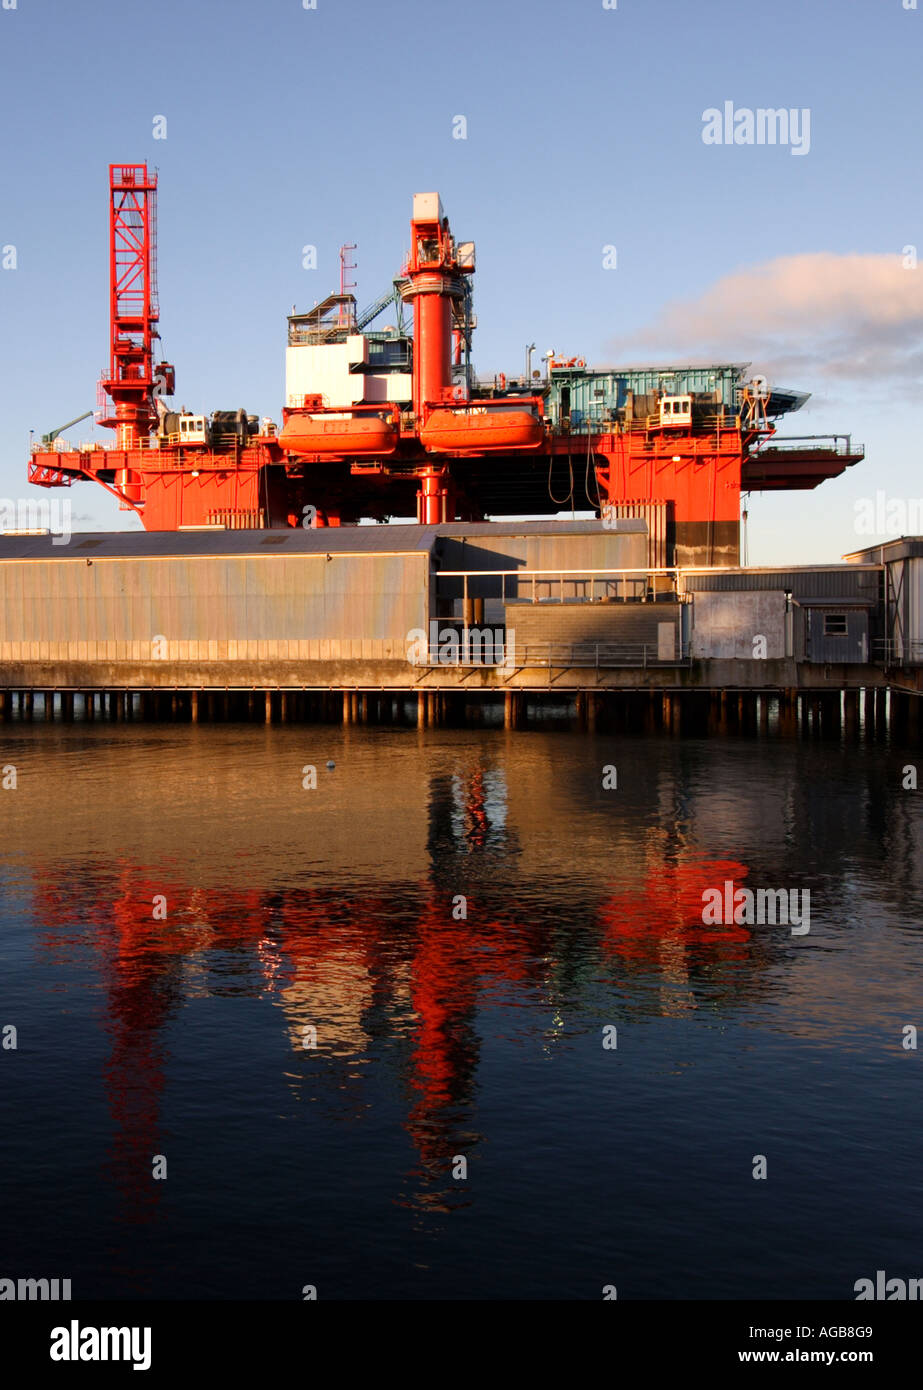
[420,409,544,453]
[278,414,399,456]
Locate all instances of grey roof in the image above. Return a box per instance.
[844,538,923,563]
[0,526,432,561]
[685,563,881,577]
[0,518,644,562]
[685,566,882,596]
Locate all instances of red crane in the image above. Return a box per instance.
[97,165,174,503]
[99,166,171,443]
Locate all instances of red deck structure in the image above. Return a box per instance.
[27,166,864,567]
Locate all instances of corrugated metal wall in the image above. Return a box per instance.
[685,568,881,598]
[438,528,648,575]
[505,603,682,657]
[435,528,651,622]
[0,552,428,663]
[905,558,923,648]
[545,365,743,426]
[804,608,869,664]
[598,502,668,568]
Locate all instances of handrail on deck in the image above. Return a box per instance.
[752,434,861,457]
[434,566,685,607]
[413,640,688,670]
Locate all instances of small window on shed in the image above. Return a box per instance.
[824,613,848,635]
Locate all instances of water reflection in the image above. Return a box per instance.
[5,722,922,1289]
[22,754,775,1224]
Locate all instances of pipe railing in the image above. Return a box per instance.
[751,435,861,457]
[549,407,741,433]
[873,638,923,665]
[412,640,688,669]
[434,567,686,607]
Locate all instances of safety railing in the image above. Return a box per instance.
[548,407,740,434]
[434,567,684,606]
[411,640,688,669]
[31,436,166,454]
[751,434,861,457]
[30,440,100,454]
[288,325,355,346]
[872,638,923,666]
[412,639,512,668]
[515,642,688,668]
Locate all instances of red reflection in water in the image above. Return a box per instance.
[33,832,755,1222]
[36,872,273,1226]
[598,858,752,963]
[463,770,491,849]
[403,893,480,1207]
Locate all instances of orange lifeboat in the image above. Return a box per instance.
[278,414,399,457]
[420,409,544,453]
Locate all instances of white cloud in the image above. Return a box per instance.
[605,253,923,402]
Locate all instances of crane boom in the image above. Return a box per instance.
[41,410,94,446]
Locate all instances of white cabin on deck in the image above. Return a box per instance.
[285,333,412,410]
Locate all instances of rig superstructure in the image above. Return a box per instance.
[27,163,865,567]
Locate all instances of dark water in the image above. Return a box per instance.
[1,718,921,1300]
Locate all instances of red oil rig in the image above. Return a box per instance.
[27,163,864,566]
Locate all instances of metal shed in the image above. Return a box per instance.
[845,538,923,664]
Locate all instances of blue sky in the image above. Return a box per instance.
[0,0,920,562]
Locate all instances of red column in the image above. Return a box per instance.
[412,278,453,417]
[417,469,454,524]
